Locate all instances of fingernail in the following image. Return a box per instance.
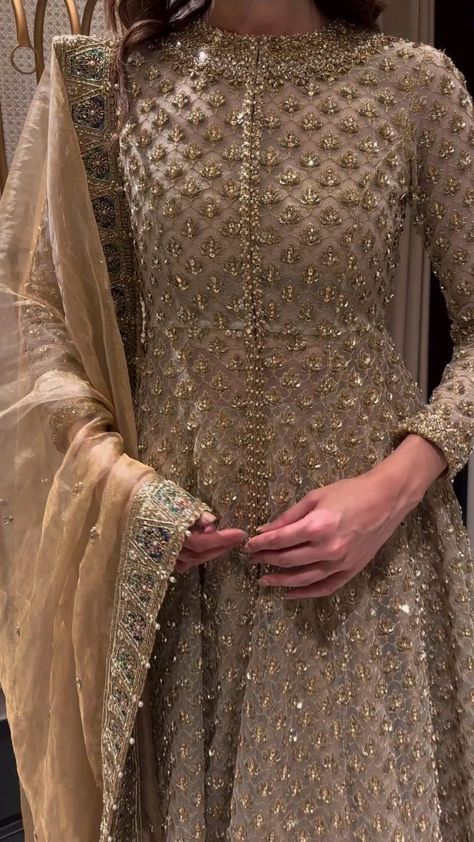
[185,529,192,537]
[256,524,269,532]
[201,511,217,524]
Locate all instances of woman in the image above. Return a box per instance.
[0,0,473,839]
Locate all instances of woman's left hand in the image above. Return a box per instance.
[244,435,447,599]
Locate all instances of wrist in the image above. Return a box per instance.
[369,434,448,515]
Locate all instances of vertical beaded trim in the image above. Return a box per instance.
[99,477,211,841]
[52,35,139,394]
[239,41,270,544]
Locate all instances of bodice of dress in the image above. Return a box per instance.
[118,16,474,535]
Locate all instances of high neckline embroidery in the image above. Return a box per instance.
[194,14,347,45]
[158,15,394,82]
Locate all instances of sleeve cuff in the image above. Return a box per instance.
[392,406,473,480]
[49,397,112,452]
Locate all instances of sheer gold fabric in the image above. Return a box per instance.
[0,37,211,842]
[117,16,474,841]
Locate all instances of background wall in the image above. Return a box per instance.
[382,0,434,42]
[0,0,106,190]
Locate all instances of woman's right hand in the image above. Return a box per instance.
[175,512,248,573]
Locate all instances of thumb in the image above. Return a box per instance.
[256,490,320,532]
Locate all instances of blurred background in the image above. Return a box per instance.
[0,1,472,839]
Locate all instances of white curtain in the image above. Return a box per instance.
[381,0,434,395]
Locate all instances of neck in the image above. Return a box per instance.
[203,0,329,37]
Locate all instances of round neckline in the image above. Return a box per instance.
[194,14,348,45]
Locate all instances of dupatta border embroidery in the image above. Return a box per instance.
[52,35,211,841]
[99,477,210,841]
[52,34,138,396]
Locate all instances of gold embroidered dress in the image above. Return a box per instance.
[0,13,473,842]
[118,16,474,842]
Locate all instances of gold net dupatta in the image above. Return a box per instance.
[0,35,211,842]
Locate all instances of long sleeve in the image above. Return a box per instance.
[22,199,114,451]
[393,46,474,479]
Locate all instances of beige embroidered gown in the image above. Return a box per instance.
[116,15,474,841]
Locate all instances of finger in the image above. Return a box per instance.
[198,511,217,526]
[178,548,215,564]
[248,505,336,553]
[283,570,351,599]
[184,528,247,553]
[178,540,243,565]
[246,519,316,553]
[245,543,317,568]
[255,491,320,533]
[185,524,218,537]
[258,561,335,588]
[175,560,194,574]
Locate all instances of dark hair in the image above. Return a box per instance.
[105,0,387,130]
